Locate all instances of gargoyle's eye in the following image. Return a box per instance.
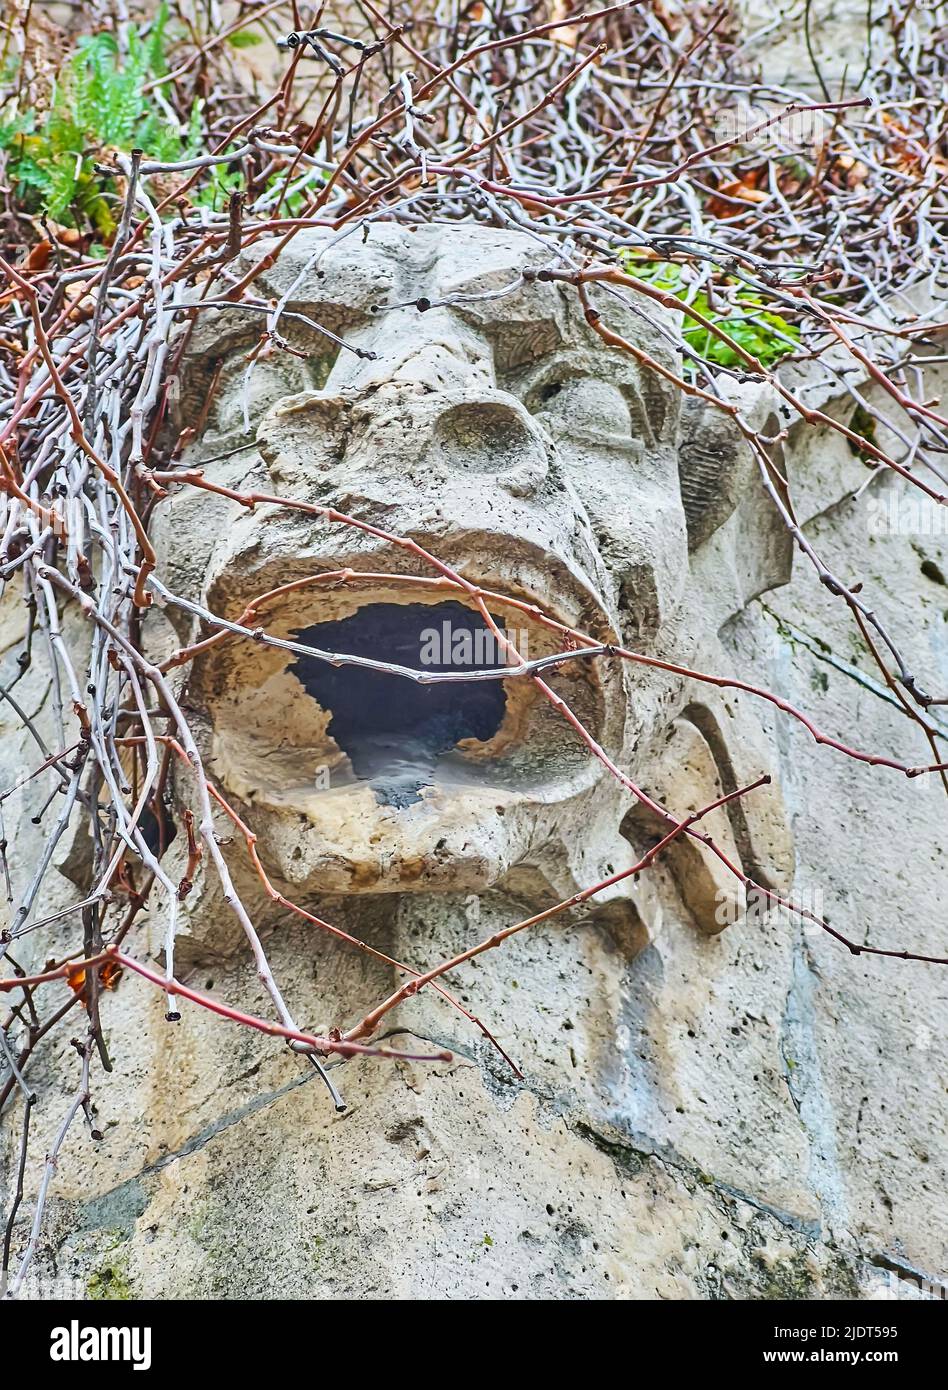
[180,340,341,437]
[530,378,633,440]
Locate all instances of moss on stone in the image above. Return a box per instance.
[87,1258,133,1301]
[750,1248,859,1302]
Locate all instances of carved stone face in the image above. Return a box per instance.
[153,224,793,946]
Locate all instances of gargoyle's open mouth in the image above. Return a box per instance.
[291,601,510,807]
[198,573,616,850]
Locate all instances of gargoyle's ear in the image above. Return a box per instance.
[622,694,794,936]
[681,694,794,896]
[678,386,793,620]
[678,394,757,551]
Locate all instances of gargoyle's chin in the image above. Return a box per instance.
[238,781,536,895]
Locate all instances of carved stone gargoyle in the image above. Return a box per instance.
[137,223,794,957]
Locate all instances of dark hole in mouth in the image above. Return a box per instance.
[292,602,510,808]
[139,802,176,858]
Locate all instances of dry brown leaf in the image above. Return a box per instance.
[706,179,768,217]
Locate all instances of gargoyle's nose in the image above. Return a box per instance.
[390,308,493,394]
[326,305,551,494]
[336,305,495,395]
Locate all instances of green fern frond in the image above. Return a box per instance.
[43,156,81,219]
[0,112,33,149]
[146,2,171,78]
[7,11,189,229]
[620,254,800,372]
[136,114,182,162]
[184,99,204,158]
[193,164,243,211]
[12,156,54,194]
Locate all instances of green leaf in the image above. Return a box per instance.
[13,157,55,195]
[135,113,182,162]
[46,111,85,157]
[193,164,244,210]
[227,28,264,48]
[5,8,187,232]
[0,112,34,149]
[76,179,116,236]
[619,251,799,373]
[73,31,119,63]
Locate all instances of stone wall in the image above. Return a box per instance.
[2,278,945,1304]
